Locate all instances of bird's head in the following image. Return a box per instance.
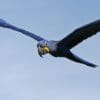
[37,40,50,57]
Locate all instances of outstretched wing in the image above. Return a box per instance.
[64,50,97,67]
[0,19,45,41]
[58,20,100,49]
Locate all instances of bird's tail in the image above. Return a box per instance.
[65,50,98,68]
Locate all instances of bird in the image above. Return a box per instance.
[0,19,99,68]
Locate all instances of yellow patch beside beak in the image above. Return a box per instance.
[43,47,50,53]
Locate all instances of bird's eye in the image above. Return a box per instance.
[37,44,43,48]
[40,45,43,48]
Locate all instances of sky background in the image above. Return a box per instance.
[0,0,100,100]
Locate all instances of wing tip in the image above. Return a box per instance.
[86,63,98,68]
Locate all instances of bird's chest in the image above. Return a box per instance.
[50,46,66,57]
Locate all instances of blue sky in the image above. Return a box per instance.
[0,0,100,100]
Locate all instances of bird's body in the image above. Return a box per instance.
[0,19,99,68]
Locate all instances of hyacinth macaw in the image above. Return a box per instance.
[0,19,99,67]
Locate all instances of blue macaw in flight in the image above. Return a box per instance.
[0,19,99,67]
